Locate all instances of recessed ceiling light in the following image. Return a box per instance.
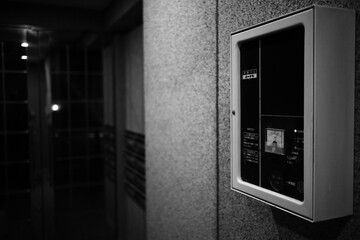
[52,104,60,112]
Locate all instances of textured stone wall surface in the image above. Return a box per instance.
[144,0,218,239]
[145,0,360,239]
[218,0,360,239]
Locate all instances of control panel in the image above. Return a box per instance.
[231,5,354,222]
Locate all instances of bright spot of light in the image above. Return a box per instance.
[52,104,60,112]
[21,42,29,48]
[21,55,28,60]
[294,129,297,133]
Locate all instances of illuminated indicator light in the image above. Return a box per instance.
[21,42,29,48]
[21,55,28,60]
[294,129,297,133]
[52,104,60,111]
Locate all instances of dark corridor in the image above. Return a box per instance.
[0,27,113,240]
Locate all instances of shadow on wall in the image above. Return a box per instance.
[272,208,351,239]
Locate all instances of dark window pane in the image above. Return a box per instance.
[88,103,103,127]
[8,163,30,191]
[0,74,3,101]
[89,157,104,182]
[55,188,70,214]
[72,158,88,184]
[7,133,29,161]
[0,135,4,162]
[51,74,68,101]
[7,192,31,218]
[0,104,4,132]
[0,42,3,69]
[6,103,28,131]
[54,160,69,186]
[70,74,85,100]
[88,74,102,100]
[69,46,85,72]
[73,186,91,210]
[4,42,26,71]
[88,131,103,155]
[53,131,70,157]
[51,46,67,72]
[87,48,102,73]
[70,131,87,156]
[70,103,86,128]
[5,73,27,101]
[0,165,5,193]
[52,103,69,129]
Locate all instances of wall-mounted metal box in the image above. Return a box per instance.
[230,5,354,222]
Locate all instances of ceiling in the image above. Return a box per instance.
[3,0,113,10]
[0,0,142,45]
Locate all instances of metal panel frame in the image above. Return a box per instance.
[230,5,354,222]
[313,6,354,221]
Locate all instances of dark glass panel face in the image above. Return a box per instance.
[52,102,69,129]
[70,103,86,128]
[70,131,88,157]
[3,41,26,71]
[5,73,27,101]
[7,133,29,161]
[261,26,304,117]
[260,26,305,201]
[240,39,260,185]
[88,74,103,100]
[54,160,70,186]
[51,74,68,101]
[70,74,86,100]
[53,131,70,157]
[88,103,103,128]
[89,157,104,182]
[6,103,28,131]
[87,48,102,73]
[72,158,88,184]
[69,46,85,72]
[8,163,30,190]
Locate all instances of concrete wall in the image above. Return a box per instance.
[145,0,360,239]
[144,0,218,239]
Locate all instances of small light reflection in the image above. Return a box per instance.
[52,104,60,112]
[21,55,28,60]
[21,42,29,48]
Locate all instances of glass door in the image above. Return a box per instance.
[0,27,39,240]
[0,26,113,240]
[49,44,111,240]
